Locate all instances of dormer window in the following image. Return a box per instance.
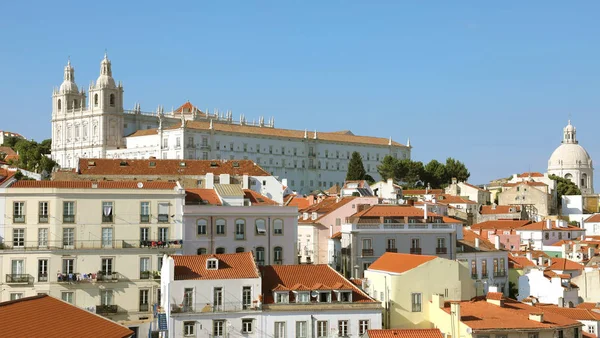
[206,258,218,270]
[275,292,289,304]
[318,291,331,303]
[339,291,352,303]
[312,212,318,220]
[296,292,310,303]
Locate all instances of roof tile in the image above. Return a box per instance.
[173,252,259,280]
[368,252,437,274]
[366,329,444,338]
[10,180,177,189]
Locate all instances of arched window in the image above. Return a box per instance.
[57,99,62,111]
[582,173,588,188]
[274,246,283,264]
[109,94,115,107]
[236,247,245,253]
[216,247,225,254]
[235,219,245,240]
[196,219,208,235]
[565,173,573,182]
[93,125,98,137]
[215,218,226,235]
[255,247,265,265]
[255,219,266,235]
[197,248,207,255]
[273,219,283,235]
[94,94,99,107]
[73,99,78,109]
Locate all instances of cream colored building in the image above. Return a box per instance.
[0,180,185,336]
[364,252,475,329]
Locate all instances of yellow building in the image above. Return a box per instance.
[428,292,583,338]
[364,252,475,329]
[0,180,185,336]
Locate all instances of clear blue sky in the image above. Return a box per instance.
[2,1,599,187]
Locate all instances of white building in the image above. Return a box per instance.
[518,268,580,307]
[548,120,594,195]
[50,56,411,194]
[183,186,298,264]
[534,306,600,337]
[160,253,382,338]
[583,214,600,236]
[516,220,586,251]
[445,179,491,205]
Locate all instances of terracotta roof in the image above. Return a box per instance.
[366,329,444,338]
[480,205,521,215]
[185,189,222,205]
[487,292,504,300]
[0,295,133,338]
[537,306,600,321]
[353,205,429,217]
[284,195,311,209]
[584,214,600,223]
[0,146,19,162]
[326,183,342,195]
[459,229,501,252]
[508,255,536,269]
[518,172,545,178]
[243,189,279,206]
[470,220,532,230]
[402,189,444,195]
[576,302,600,309]
[503,181,548,187]
[443,296,581,330]
[76,158,270,177]
[436,194,478,205]
[131,119,406,147]
[547,258,585,271]
[301,196,356,214]
[368,252,437,274]
[331,231,342,239]
[174,101,205,115]
[172,252,259,280]
[259,264,374,304]
[518,221,583,232]
[10,180,177,189]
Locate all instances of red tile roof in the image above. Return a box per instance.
[185,189,222,205]
[259,264,375,304]
[547,258,585,271]
[284,195,311,209]
[470,220,532,230]
[368,253,437,274]
[518,172,545,178]
[10,180,177,189]
[331,231,342,239]
[486,292,504,300]
[172,252,259,280]
[537,306,600,321]
[508,255,536,269]
[460,229,501,252]
[77,158,270,177]
[174,101,205,115]
[403,189,444,195]
[243,189,279,206]
[443,296,581,330]
[436,194,477,205]
[366,329,444,338]
[0,295,133,338]
[584,214,600,223]
[503,181,548,187]
[518,221,583,232]
[480,205,521,215]
[576,302,600,309]
[0,146,19,162]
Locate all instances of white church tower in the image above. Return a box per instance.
[51,54,125,168]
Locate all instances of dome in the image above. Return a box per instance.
[548,143,592,170]
[59,80,78,93]
[96,74,116,88]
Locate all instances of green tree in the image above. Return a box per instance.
[2,138,56,175]
[346,151,366,181]
[423,159,447,188]
[377,155,399,181]
[444,157,470,182]
[401,160,425,188]
[550,174,581,209]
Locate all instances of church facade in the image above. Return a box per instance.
[547,120,594,194]
[51,55,411,193]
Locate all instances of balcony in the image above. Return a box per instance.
[494,270,507,277]
[63,214,75,223]
[139,303,150,312]
[361,249,374,257]
[13,215,25,223]
[170,301,261,314]
[436,247,448,254]
[235,233,245,240]
[385,248,397,253]
[140,214,150,223]
[274,260,283,265]
[482,273,489,279]
[471,273,478,279]
[341,248,350,255]
[344,222,457,232]
[57,272,95,283]
[200,145,210,150]
[157,214,169,223]
[140,271,150,279]
[0,239,183,251]
[102,215,114,223]
[96,305,118,314]
[38,273,48,282]
[308,152,316,157]
[6,274,34,285]
[38,214,49,223]
[410,248,422,255]
[96,272,119,282]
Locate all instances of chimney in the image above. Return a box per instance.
[529,312,544,323]
[329,225,333,238]
[547,258,552,267]
[538,257,544,266]
[526,252,533,262]
[205,173,214,189]
[242,174,249,189]
[424,203,428,221]
[546,219,552,229]
[282,178,288,188]
[450,302,461,338]
[494,236,501,250]
[452,177,458,184]
[475,238,480,250]
[219,173,230,185]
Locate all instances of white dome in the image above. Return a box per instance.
[548,143,592,170]
[96,74,116,88]
[59,80,78,93]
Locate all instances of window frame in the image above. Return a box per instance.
[411,292,422,312]
[273,219,284,235]
[235,219,246,240]
[241,318,253,334]
[196,218,208,236]
[183,321,195,336]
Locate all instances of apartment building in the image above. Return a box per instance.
[339,205,462,278]
[0,180,185,335]
[183,187,298,265]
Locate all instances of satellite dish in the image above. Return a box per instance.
[137,182,144,189]
[311,291,319,298]
[466,328,473,334]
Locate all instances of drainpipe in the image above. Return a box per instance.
[210,216,214,253]
[268,217,271,264]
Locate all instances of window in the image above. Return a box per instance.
[215,247,225,254]
[338,320,349,337]
[158,227,168,242]
[183,321,195,336]
[242,286,252,309]
[274,246,283,263]
[556,332,563,338]
[176,137,181,148]
[38,259,48,282]
[197,219,207,235]
[39,201,48,223]
[158,202,169,223]
[109,93,115,106]
[481,259,488,278]
[140,202,150,222]
[272,219,284,235]
[62,259,74,274]
[274,322,286,338]
[493,258,499,276]
[61,291,74,304]
[139,289,150,312]
[590,326,595,334]
[296,321,307,338]
[11,259,24,278]
[213,287,223,311]
[63,228,74,247]
[213,320,225,336]
[255,219,267,235]
[101,228,113,247]
[387,238,396,250]
[162,138,168,148]
[242,319,253,333]
[12,202,25,223]
[236,247,244,253]
[63,201,75,223]
[319,291,331,303]
[235,219,245,240]
[100,290,113,306]
[574,328,579,338]
[216,219,226,235]
[57,99,62,110]
[183,288,194,310]
[545,232,550,240]
[275,292,289,303]
[207,259,217,270]
[411,293,422,312]
[359,320,369,335]
[296,292,309,303]
[317,321,328,337]
[101,258,114,278]
[10,293,23,301]
[197,248,207,255]
[94,94,98,106]
[140,228,150,242]
[471,260,477,278]
[528,334,539,338]
[255,247,265,265]
[140,257,150,279]
[13,228,24,247]
[559,232,563,240]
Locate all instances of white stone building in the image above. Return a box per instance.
[50,56,411,194]
[516,220,586,251]
[517,268,580,307]
[548,121,594,195]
